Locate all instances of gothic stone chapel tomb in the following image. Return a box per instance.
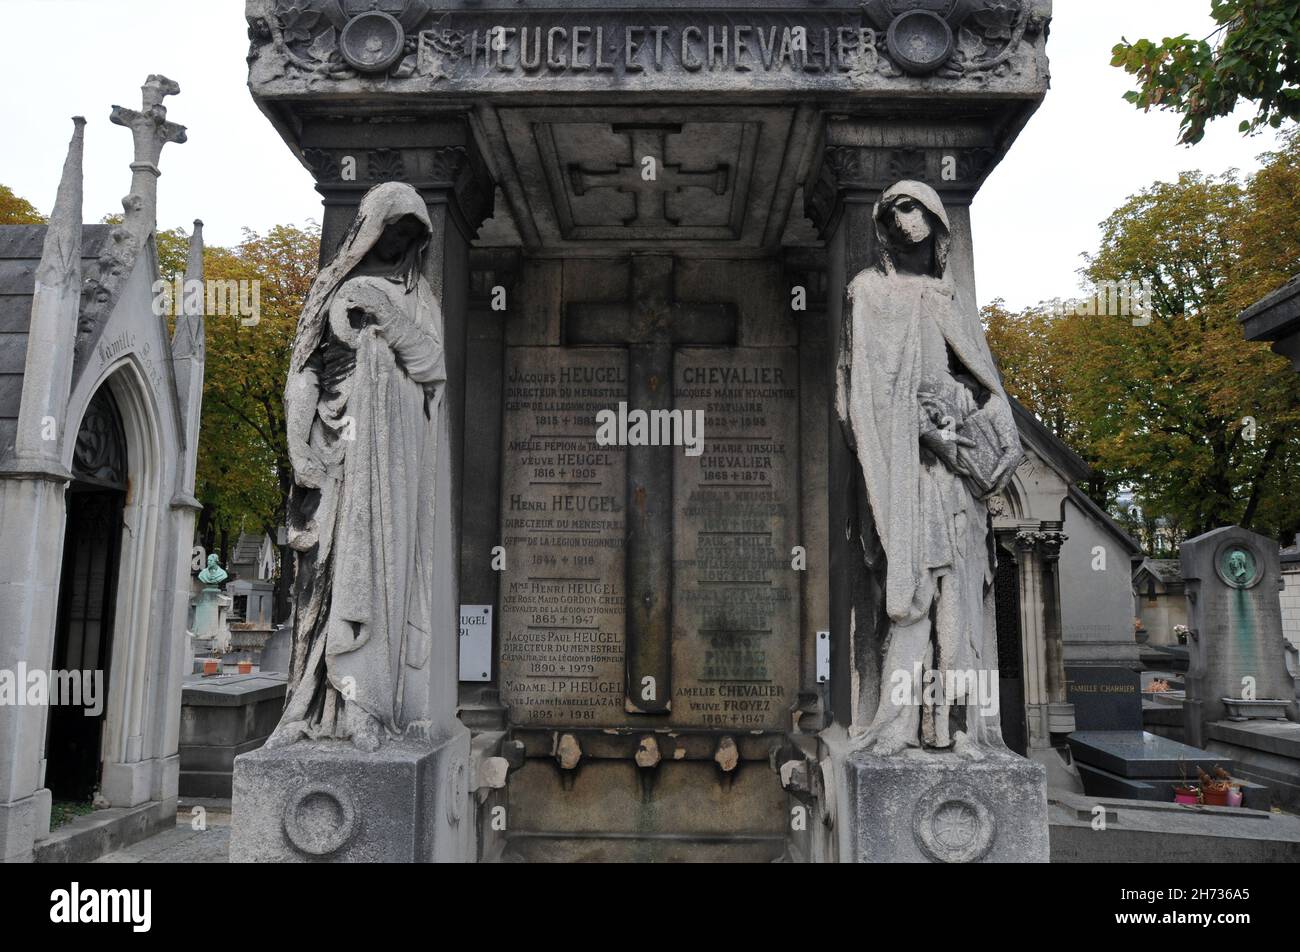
[235,0,1058,863]
[0,78,204,863]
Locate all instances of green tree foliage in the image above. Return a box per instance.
[988,133,1300,549]
[191,225,320,563]
[1113,0,1300,145]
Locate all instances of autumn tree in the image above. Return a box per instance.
[0,185,47,224]
[192,224,320,618]
[989,138,1300,549]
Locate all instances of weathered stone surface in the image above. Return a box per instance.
[845,750,1048,863]
[179,674,287,798]
[245,1,1053,99]
[672,347,800,730]
[498,347,628,727]
[231,734,470,863]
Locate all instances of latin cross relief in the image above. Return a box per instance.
[567,257,736,714]
[568,124,730,228]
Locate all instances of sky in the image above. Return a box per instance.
[0,0,1285,310]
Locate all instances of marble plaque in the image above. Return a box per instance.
[671,348,800,730]
[499,347,628,727]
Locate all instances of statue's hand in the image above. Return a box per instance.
[294,455,327,490]
[982,445,1024,498]
[920,423,975,476]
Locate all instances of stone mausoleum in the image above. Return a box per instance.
[0,79,204,862]
[229,0,1162,863]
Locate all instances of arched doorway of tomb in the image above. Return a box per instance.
[44,384,128,802]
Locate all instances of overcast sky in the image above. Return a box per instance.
[1,1,1284,309]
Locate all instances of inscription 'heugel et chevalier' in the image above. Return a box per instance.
[499,348,628,726]
[672,348,801,730]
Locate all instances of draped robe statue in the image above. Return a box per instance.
[268,183,447,752]
[836,180,1023,758]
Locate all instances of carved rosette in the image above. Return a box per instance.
[282,782,359,857]
[911,780,996,863]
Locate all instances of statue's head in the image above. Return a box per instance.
[207,554,220,568]
[874,180,951,279]
[352,183,433,290]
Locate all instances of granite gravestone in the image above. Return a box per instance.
[1181,526,1300,748]
[1065,666,1142,732]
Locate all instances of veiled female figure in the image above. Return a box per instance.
[836,180,1023,757]
[268,182,446,752]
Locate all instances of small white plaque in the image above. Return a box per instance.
[816,630,831,684]
[459,605,493,682]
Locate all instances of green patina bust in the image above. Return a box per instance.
[1221,547,1257,588]
[197,553,228,586]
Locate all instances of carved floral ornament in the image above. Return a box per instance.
[247,0,1047,85]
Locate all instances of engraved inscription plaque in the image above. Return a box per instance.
[499,348,628,727]
[672,348,800,729]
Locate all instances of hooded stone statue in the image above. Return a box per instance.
[836,180,1023,757]
[268,182,447,752]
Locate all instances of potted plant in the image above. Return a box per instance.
[237,657,253,675]
[1173,764,1199,805]
[1133,618,1149,644]
[203,651,221,676]
[1198,766,1234,807]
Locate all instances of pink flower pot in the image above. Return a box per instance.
[1173,788,1198,805]
[1227,788,1243,808]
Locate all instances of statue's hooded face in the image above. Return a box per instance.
[873,179,952,279]
[290,182,434,374]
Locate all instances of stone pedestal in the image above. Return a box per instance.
[193,585,232,653]
[231,729,471,863]
[845,749,1048,863]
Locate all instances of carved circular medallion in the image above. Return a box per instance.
[340,12,406,73]
[282,783,358,856]
[882,0,961,16]
[912,781,995,863]
[1216,542,1262,590]
[887,10,955,75]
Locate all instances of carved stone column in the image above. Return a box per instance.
[1015,526,1074,747]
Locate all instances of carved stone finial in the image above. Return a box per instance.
[110,74,188,173]
[172,220,205,359]
[76,76,187,368]
[6,117,86,473]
